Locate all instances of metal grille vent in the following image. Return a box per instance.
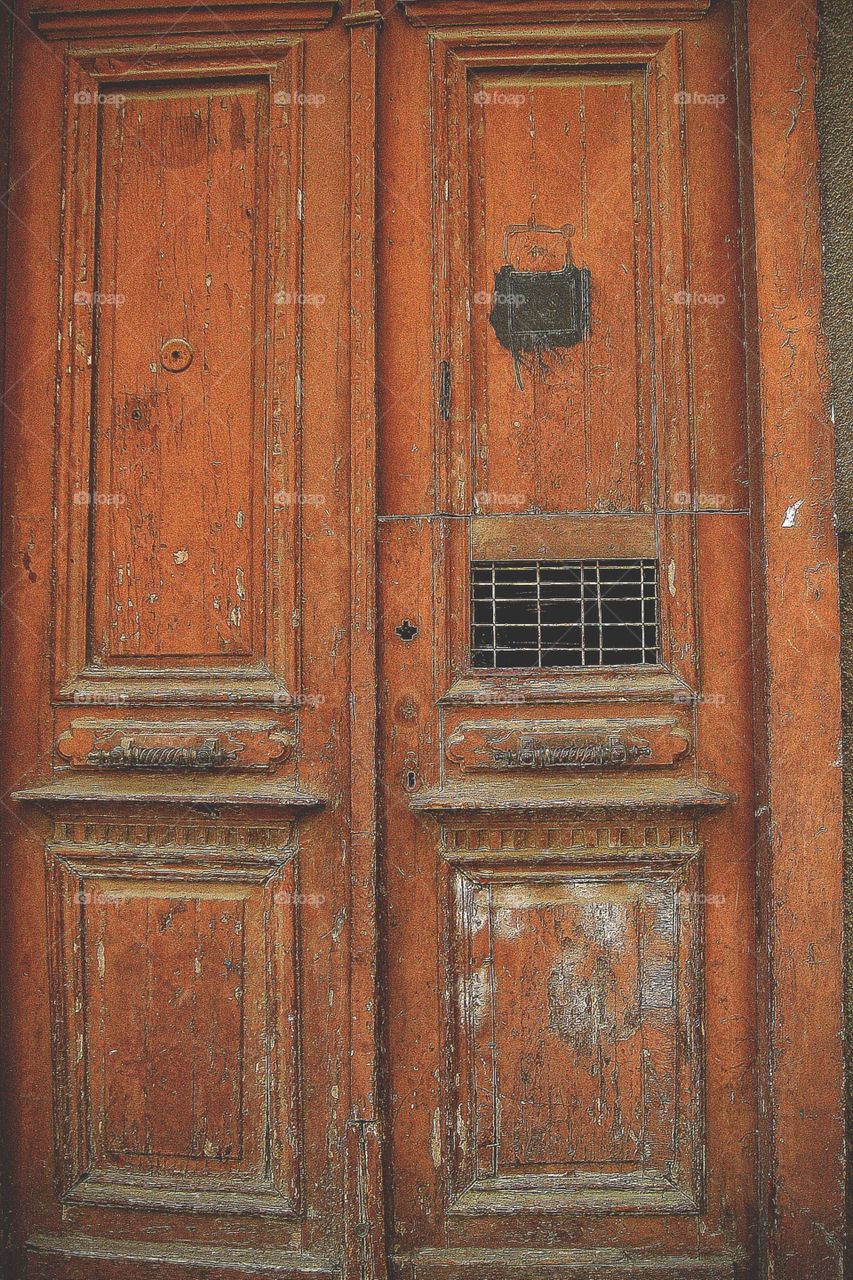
[471,559,659,670]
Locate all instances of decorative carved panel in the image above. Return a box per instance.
[56,719,294,770]
[46,821,303,1216]
[446,718,691,773]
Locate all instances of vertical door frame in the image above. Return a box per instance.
[741,0,845,1276]
[345,4,388,1279]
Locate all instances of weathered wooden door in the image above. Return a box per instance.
[0,1,844,1279]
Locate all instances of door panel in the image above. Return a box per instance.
[46,820,301,1216]
[55,41,300,697]
[2,7,351,1276]
[378,2,757,1276]
[445,854,704,1214]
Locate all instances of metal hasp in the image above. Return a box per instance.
[489,222,591,390]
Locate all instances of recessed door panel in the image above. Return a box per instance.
[55,43,303,700]
[469,69,652,513]
[47,823,301,1215]
[91,81,264,663]
[448,859,702,1214]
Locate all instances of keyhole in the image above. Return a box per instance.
[403,751,419,793]
[160,338,193,373]
[395,618,418,642]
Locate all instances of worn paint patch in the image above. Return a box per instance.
[547,946,620,1053]
[578,900,627,950]
[782,497,805,527]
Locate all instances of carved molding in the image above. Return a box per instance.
[49,816,298,870]
[399,0,711,26]
[56,719,294,771]
[13,773,324,812]
[412,775,732,817]
[446,718,691,773]
[441,819,698,861]
[34,1,338,39]
[406,1248,736,1279]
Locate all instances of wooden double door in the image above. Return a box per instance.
[0,1,844,1278]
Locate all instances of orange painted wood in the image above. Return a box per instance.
[375,1,832,1275]
[91,86,261,662]
[744,0,845,1274]
[0,1,844,1278]
[343,2,389,1278]
[0,8,352,1278]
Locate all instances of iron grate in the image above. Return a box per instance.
[471,559,659,670]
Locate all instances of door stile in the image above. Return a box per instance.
[742,1,845,1276]
[344,5,388,1279]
